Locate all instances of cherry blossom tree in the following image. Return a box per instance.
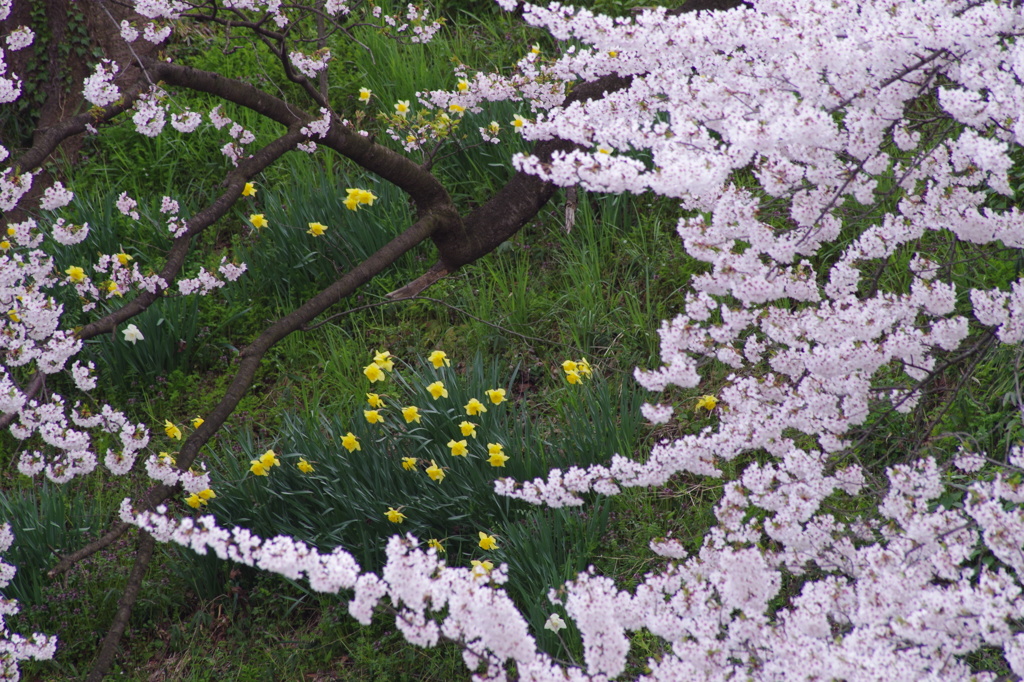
[3,0,1024,679]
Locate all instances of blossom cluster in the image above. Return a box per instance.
[0,525,57,677]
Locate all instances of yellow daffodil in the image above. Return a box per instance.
[367,393,386,408]
[191,416,204,428]
[512,114,528,130]
[364,363,385,383]
[566,370,582,384]
[478,532,498,550]
[425,459,445,482]
[7,310,18,322]
[104,281,120,296]
[427,538,445,553]
[465,398,487,416]
[358,87,372,103]
[696,395,718,412]
[395,99,410,117]
[459,421,477,438]
[307,222,327,237]
[185,494,202,509]
[385,507,406,523]
[608,50,618,58]
[341,432,361,452]
[562,360,578,373]
[260,450,281,468]
[297,458,314,473]
[402,406,422,424]
[530,43,540,54]
[250,460,269,476]
[364,410,384,424]
[427,381,448,400]
[116,252,133,266]
[373,350,394,371]
[0,241,10,251]
[578,358,592,377]
[344,188,378,211]
[158,452,175,465]
[448,439,468,457]
[457,78,470,92]
[65,266,85,282]
[198,488,216,502]
[402,457,417,471]
[164,420,182,440]
[249,214,268,230]
[485,388,506,405]
[242,182,257,196]
[449,103,465,114]
[487,443,509,467]
[428,350,451,368]
[487,121,500,135]
[471,559,493,576]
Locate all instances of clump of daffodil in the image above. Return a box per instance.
[695,394,718,412]
[344,188,378,211]
[562,358,593,384]
[341,432,361,452]
[249,450,281,476]
[164,420,182,440]
[427,381,448,400]
[385,507,406,523]
[425,459,445,482]
[487,443,509,468]
[478,532,498,550]
[428,350,450,368]
[297,458,314,473]
[185,488,216,509]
